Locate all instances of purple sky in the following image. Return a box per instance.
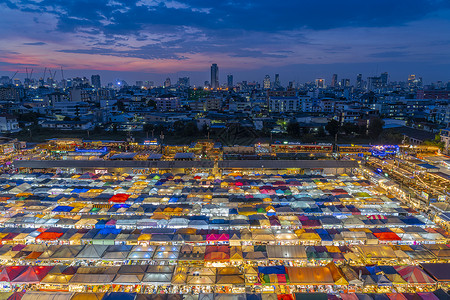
[1,0,450,85]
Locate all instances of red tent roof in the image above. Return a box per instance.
[109,193,130,203]
[36,231,63,241]
[373,232,401,241]
[0,266,27,282]
[12,266,53,283]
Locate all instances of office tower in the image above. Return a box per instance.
[367,76,382,91]
[210,63,219,89]
[178,77,190,87]
[356,74,363,89]
[227,75,233,88]
[315,78,325,88]
[263,75,271,89]
[274,74,280,89]
[331,74,338,88]
[341,79,350,87]
[136,81,144,87]
[91,75,101,89]
[381,72,389,86]
[164,77,171,87]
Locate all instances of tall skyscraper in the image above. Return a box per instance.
[177,77,190,87]
[315,78,325,88]
[210,63,219,89]
[341,79,350,87]
[331,74,338,88]
[274,74,281,89]
[356,74,363,89]
[263,75,271,89]
[164,77,171,87]
[227,75,233,88]
[381,72,389,86]
[91,75,101,89]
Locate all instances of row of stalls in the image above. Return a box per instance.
[1,290,449,300]
[0,243,449,265]
[0,263,448,294]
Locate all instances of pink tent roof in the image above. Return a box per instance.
[217,233,229,241]
[394,266,436,285]
[417,293,439,300]
[206,234,219,241]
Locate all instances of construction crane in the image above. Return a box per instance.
[10,70,18,83]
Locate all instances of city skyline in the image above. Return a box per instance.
[0,0,450,84]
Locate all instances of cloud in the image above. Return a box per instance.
[23,42,47,45]
[6,0,450,35]
[369,51,409,58]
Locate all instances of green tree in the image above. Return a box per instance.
[325,119,340,137]
[117,101,125,112]
[317,126,325,137]
[287,121,300,137]
[342,122,358,135]
[183,121,198,137]
[147,99,156,108]
[368,118,384,140]
[173,121,185,135]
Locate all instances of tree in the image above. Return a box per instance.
[117,101,125,112]
[325,119,340,137]
[183,121,198,137]
[147,99,156,109]
[143,123,154,133]
[368,118,384,140]
[287,121,300,137]
[342,122,358,135]
[173,121,185,135]
[302,134,315,143]
[317,126,325,137]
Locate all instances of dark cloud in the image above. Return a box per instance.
[8,0,450,35]
[369,51,409,58]
[57,45,187,60]
[23,42,47,45]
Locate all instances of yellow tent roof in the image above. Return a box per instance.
[138,234,152,241]
[298,232,321,241]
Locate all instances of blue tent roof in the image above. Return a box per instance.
[52,206,74,212]
[258,266,286,274]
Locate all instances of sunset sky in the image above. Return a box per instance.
[1,0,450,85]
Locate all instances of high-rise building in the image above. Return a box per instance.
[341,79,350,87]
[263,75,271,89]
[274,74,281,89]
[408,74,422,87]
[210,63,219,89]
[315,78,325,88]
[164,77,171,87]
[367,76,382,91]
[381,72,389,86]
[177,77,190,87]
[227,75,233,88]
[91,75,101,89]
[331,74,338,88]
[356,74,363,89]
